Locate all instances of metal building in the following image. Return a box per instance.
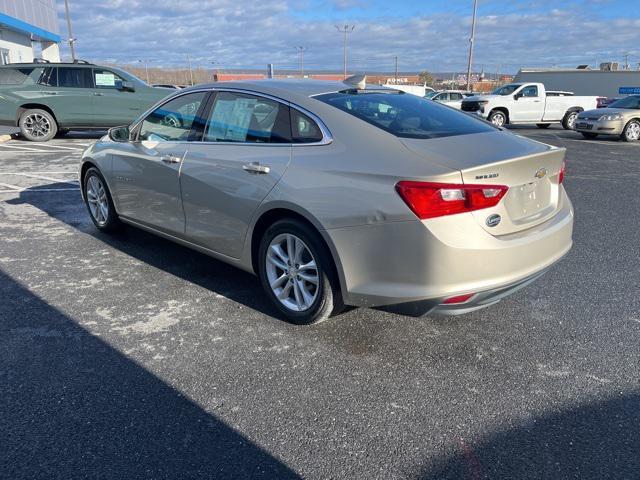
[0,0,61,65]
[515,67,640,98]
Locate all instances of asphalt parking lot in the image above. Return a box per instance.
[1,126,639,479]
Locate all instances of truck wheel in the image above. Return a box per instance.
[536,124,551,129]
[581,132,598,139]
[19,108,58,142]
[621,120,640,142]
[562,111,579,130]
[488,110,507,127]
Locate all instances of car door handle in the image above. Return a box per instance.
[161,155,182,164]
[93,92,105,96]
[242,162,270,174]
[43,92,57,95]
[533,100,541,103]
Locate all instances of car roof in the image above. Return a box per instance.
[182,79,395,99]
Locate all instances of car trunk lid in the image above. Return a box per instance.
[401,131,566,235]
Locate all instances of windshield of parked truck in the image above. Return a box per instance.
[608,95,640,109]
[424,91,438,99]
[492,84,521,96]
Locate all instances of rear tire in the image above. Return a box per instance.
[82,167,121,233]
[19,108,57,142]
[536,123,551,129]
[581,132,598,139]
[258,219,344,325]
[562,110,579,130]
[621,119,640,142]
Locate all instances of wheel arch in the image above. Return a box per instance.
[17,104,59,126]
[247,205,347,296]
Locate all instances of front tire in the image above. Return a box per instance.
[83,167,121,233]
[562,110,579,130]
[621,119,640,142]
[19,108,57,142]
[258,219,344,324]
[488,110,507,127]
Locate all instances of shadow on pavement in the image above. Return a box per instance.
[419,392,640,480]
[8,184,280,319]
[0,268,300,479]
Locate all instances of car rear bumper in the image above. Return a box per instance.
[575,118,624,135]
[327,188,573,313]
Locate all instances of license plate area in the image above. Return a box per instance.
[504,179,553,223]
[576,122,593,130]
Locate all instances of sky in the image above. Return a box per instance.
[57,0,640,73]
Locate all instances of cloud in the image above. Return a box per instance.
[58,0,640,73]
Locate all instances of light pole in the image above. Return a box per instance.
[138,60,149,84]
[295,46,306,78]
[63,0,76,61]
[466,0,478,92]
[335,25,355,79]
[187,54,194,85]
[394,55,398,84]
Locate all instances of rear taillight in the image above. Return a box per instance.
[558,160,566,184]
[395,181,509,219]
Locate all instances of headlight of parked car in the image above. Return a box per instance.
[599,113,623,121]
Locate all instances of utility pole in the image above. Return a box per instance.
[63,0,76,61]
[335,25,355,79]
[295,46,306,78]
[394,56,398,84]
[187,54,194,85]
[465,0,478,91]
[623,52,630,70]
[138,60,149,84]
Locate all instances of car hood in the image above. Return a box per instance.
[463,94,502,102]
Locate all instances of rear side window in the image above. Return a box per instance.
[0,68,35,85]
[290,109,323,143]
[204,91,291,143]
[139,92,207,142]
[38,67,57,86]
[57,67,93,88]
[316,91,495,139]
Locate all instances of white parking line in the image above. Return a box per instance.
[0,181,22,190]
[0,144,55,153]
[0,171,77,175]
[0,187,78,194]
[15,173,79,184]
[26,143,85,151]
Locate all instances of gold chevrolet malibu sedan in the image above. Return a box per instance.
[575,95,640,141]
[80,79,574,324]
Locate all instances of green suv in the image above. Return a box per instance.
[0,60,171,141]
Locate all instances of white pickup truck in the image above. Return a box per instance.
[461,82,600,130]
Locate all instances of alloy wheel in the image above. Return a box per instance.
[23,113,51,139]
[86,175,109,226]
[626,122,640,141]
[491,113,505,127]
[266,233,319,312]
[567,112,578,129]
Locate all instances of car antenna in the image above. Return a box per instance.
[343,74,366,90]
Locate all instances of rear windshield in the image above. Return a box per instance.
[0,68,36,85]
[315,91,495,139]
[609,95,640,109]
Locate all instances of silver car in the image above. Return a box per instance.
[574,95,640,142]
[80,79,574,324]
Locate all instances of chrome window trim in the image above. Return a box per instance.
[129,87,333,147]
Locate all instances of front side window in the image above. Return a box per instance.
[204,92,291,143]
[316,91,495,139]
[450,93,464,100]
[609,95,640,109]
[521,85,539,97]
[57,67,93,88]
[139,92,207,142]
[492,84,520,96]
[93,69,125,89]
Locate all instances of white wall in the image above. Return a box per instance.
[0,28,33,63]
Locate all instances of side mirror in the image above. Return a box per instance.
[118,80,136,92]
[514,92,522,100]
[108,125,130,142]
